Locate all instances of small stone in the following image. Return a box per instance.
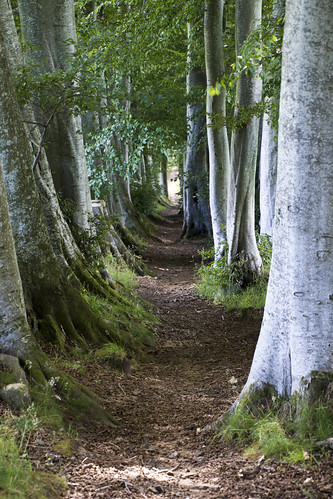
[0,383,31,409]
[148,485,163,494]
[169,451,178,459]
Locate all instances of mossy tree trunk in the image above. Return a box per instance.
[0,27,129,353]
[17,0,93,231]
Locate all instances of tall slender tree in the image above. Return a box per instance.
[227,0,263,280]
[204,0,230,259]
[239,0,333,398]
[182,21,212,238]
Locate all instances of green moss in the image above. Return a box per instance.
[196,234,272,310]
[32,472,67,499]
[0,369,18,388]
[54,436,76,458]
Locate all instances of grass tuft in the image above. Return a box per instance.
[196,234,272,311]
[219,391,333,463]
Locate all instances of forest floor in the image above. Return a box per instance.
[18,206,333,497]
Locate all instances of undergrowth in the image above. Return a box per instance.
[196,234,272,311]
[219,391,333,463]
[0,391,67,498]
[83,257,156,351]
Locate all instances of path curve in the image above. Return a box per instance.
[65,207,332,498]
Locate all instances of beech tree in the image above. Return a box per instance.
[182,21,212,238]
[0,23,129,355]
[259,113,277,237]
[0,160,32,360]
[18,0,93,231]
[239,0,332,398]
[227,0,263,279]
[204,0,230,259]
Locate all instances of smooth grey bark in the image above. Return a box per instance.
[240,0,333,397]
[0,0,82,270]
[18,0,93,230]
[259,114,277,237]
[227,0,262,277]
[258,1,284,237]
[204,0,230,259]
[0,26,119,348]
[159,154,168,198]
[182,24,212,238]
[0,160,32,358]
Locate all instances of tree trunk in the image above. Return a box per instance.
[240,0,333,398]
[18,0,93,231]
[204,0,230,260]
[227,0,262,280]
[0,0,84,271]
[259,114,277,237]
[0,27,125,351]
[0,159,32,359]
[159,154,168,198]
[182,21,212,239]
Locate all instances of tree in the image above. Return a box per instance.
[0,159,32,360]
[182,20,212,238]
[0,23,126,354]
[18,0,93,231]
[259,113,277,237]
[259,0,284,237]
[227,0,263,280]
[0,0,85,273]
[204,0,230,259]
[239,0,332,399]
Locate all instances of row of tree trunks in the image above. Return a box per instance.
[18,0,93,231]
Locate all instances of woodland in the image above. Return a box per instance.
[0,0,332,497]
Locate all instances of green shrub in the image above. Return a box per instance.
[131,182,161,216]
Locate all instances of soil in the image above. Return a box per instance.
[3,206,332,498]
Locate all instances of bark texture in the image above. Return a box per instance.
[18,0,93,230]
[259,114,277,237]
[227,0,262,277]
[182,23,212,239]
[0,160,32,358]
[241,0,333,397]
[0,27,123,350]
[204,0,230,259]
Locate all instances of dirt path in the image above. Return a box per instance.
[63,206,331,498]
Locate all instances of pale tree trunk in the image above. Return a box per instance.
[227,0,262,279]
[259,114,277,237]
[259,1,284,237]
[182,23,212,238]
[0,160,32,359]
[18,0,93,231]
[159,154,168,198]
[204,0,230,259]
[240,0,333,398]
